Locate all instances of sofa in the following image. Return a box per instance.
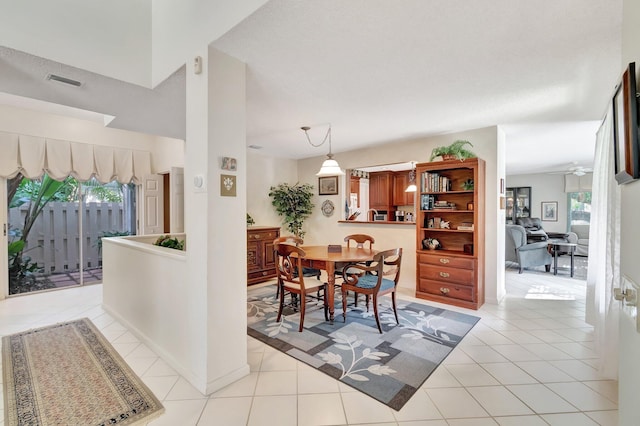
[505,224,552,273]
[570,224,590,256]
[515,217,548,242]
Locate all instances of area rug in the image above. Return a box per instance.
[247,285,480,410]
[2,318,164,426]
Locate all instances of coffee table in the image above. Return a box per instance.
[547,241,577,277]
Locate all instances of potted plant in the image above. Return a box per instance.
[268,183,314,238]
[429,140,476,161]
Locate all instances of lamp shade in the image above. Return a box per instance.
[405,183,417,192]
[316,158,345,176]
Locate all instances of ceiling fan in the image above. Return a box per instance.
[548,164,593,176]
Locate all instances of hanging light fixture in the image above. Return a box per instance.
[301,125,345,176]
[405,162,417,192]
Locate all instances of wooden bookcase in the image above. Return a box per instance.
[414,158,485,309]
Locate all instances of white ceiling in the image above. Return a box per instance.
[0,0,623,175]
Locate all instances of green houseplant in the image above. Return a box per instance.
[153,235,185,251]
[429,140,476,162]
[268,182,314,238]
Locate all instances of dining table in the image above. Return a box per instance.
[299,245,377,323]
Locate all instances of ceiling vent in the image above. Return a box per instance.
[46,74,82,87]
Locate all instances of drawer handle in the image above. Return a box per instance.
[439,272,450,278]
[440,287,450,294]
[439,258,450,264]
[262,271,267,276]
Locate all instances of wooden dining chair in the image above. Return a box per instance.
[273,236,321,299]
[275,243,328,331]
[340,248,402,333]
[337,234,375,306]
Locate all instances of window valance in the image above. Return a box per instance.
[0,131,151,184]
[564,173,593,192]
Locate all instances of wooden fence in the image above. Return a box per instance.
[8,202,127,274]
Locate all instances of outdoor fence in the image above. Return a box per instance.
[8,202,127,275]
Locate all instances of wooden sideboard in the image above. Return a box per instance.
[247,226,280,285]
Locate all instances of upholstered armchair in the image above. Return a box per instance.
[570,224,590,256]
[505,224,552,273]
[515,217,548,242]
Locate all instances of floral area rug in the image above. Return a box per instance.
[2,318,164,426]
[247,285,480,410]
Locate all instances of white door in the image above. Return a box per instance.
[141,174,164,235]
[170,167,184,233]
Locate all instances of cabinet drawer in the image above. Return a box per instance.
[247,230,278,241]
[419,264,474,285]
[248,269,276,281]
[419,279,475,302]
[419,253,474,270]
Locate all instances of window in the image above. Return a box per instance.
[567,192,591,226]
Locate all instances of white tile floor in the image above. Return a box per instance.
[0,265,618,425]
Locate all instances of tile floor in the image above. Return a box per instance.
[0,265,618,425]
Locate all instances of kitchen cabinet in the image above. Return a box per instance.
[393,171,415,206]
[369,171,393,218]
[247,226,280,285]
[415,158,485,309]
[505,186,531,224]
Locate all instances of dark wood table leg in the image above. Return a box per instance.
[553,245,558,275]
[570,248,575,278]
[326,262,335,323]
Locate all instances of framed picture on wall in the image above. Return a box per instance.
[541,201,558,221]
[318,176,338,195]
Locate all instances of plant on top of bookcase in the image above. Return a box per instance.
[429,140,476,162]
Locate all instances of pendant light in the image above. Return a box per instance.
[301,125,345,176]
[405,162,417,192]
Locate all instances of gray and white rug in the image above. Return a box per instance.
[247,285,480,410]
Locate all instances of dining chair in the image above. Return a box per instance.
[273,236,321,299]
[274,243,328,331]
[337,234,375,306]
[340,248,402,333]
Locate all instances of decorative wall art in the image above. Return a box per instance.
[220,174,236,197]
[541,201,558,221]
[221,157,237,171]
[318,176,338,195]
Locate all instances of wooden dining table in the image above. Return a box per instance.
[299,245,377,323]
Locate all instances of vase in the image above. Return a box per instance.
[428,244,438,250]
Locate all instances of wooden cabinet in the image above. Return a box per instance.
[505,186,531,224]
[369,171,394,217]
[414,158,485,309]
[247,226,280,285]
[393,171,415,206]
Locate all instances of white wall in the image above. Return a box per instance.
[247,151,298,228]
[0,0,152,87]
[291,126,502,304]
[151,0,268,86]
[506,173,569,233]
[618,0,640,424]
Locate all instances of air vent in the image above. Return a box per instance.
[46,74,82,87]
[248,145,263,150]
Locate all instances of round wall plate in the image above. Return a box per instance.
[321,200,335,217]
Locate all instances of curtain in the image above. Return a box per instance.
[0,131,151,184]
[585,110,621,379]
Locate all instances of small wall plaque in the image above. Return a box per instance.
[220,174,236,197]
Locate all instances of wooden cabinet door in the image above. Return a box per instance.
[393,173,408,205]
[370,172,392,209]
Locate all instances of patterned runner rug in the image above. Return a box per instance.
[247,285,480,410]
[2,318,164,426]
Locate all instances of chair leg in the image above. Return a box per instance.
[365,294,370,312]
[372,294,382,334]
[391,291,399,325]
[276,282,285,322]
[298,293,306,332]
[341,288,348,322]
[323,284,329,321]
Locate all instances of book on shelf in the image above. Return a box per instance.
[457,222,474,231]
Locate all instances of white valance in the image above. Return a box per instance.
[0,131,151,184]
[564,173,593,192]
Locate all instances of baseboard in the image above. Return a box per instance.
[205,364,251,395]
[102,303,204,394]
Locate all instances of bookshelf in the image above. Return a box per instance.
[415,158,485,309]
